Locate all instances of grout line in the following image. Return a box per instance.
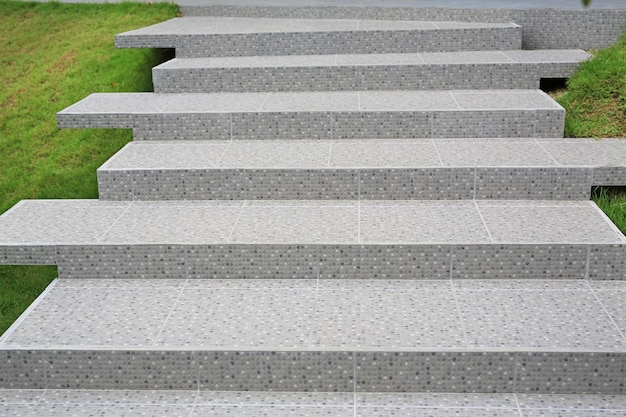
[448,91,461,109]
[229,114,233,140]
[153,280,188,346]
[512,352,518,396]
[35,388,46,405]
[327,141,333,167]
[357,91,361,111]
[307,279,320,349]
[227,201,247,242]
[449,280,471,348]
[449,247,454,280]
[353,391,357,417]
[357,200,361,244]
[474,200,495,243]
[214,140,233,168]
[534,140,561,166]
[587,280,626,343]
[188,390,200,417]
[472,168,477,199]
[513,393,524,417]
[259,92,270,112]
[96,203,133,243]
[432,139,445,167]
[585,246,591,280]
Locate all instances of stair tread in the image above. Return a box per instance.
[155,49,590,69]
[0,199,623,247]
[117,16,518,36]
[1,278,625,352]
[100,138,626,170]
[3,390,626,415]
[59,90,561,115]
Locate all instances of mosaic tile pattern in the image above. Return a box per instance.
[178,6,626,50]
[198,351,355,392]
[115,17,522,57]
[0,351,44,389]
[57,91,566,140]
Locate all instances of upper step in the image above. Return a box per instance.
[97,138,626,201]
[115,17,522,57]
[1,277,626,393]
[0,199,624,280]
[57,90,565,140]
[153,49,590,93]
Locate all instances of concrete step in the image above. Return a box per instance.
[0,199,624,280]
[2,390,626,416]
[96,138,626,201]
[115,17,522,58]
[152,50,590,93]
[57,90,565,140]
[1,278,626,393]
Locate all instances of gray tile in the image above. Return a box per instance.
[331,112,431,139]
[432,111,536,138]
[192,405,354,417]
[195,391,353,406]
[517,393,626,410]
[262,92,358,112]
[593,288,626,335]
[100,202,243,244]
[1,403,193,416]
[451,245,588,280]
[329,139,441,168]
[456,287,626,349]
[335,52,423,65]
[2,284,180,347]
[529,408,624,416]
[217,140,330,168]
[451,90,560,110]
[475,168,592,200]
[230,202,358,244]
[360,201,490,243]
[436,141,555,167]
[360,168,475,200]
[516,352,626,394]
[44,350,198,390]
[356,392,517,408]
[97,169,133,200]
[358,408,521,417]
[103,141,230,170]
[0,351,45,389]
[311,286,465,349]
[421,50,513,64]
[359,91,458,111]
[588,245,626,280]
[198,351,354,392]
[187,245,319,279]
[59,92,177,114]
[539,139,626,167]
[0,389,44,404]
[156,287,315,348]
[319,245,451,280]
[56,245,187,280]
[131,169,247,200]
[0,246,57,265]
[40,389,198,404]
[356,352,515,393]
[163,92,268,112]
[232,112,332,140]
[246,169,359,200]
[0,200,128,244]
[503,49,591,63]
[477,203,623,243]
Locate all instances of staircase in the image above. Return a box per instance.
[2,7,626,416]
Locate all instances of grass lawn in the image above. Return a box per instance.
[0,1,625,336]
[0,0,178,334]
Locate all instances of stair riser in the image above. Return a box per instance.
[116,28,521,58]
[58,110,565,140]
[2,244,624,281]
[97,167,599,201]
[153,63,577,93]
[2,349,624,394]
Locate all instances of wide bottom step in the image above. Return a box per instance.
[3,390,626,416]
[1,279,625,393]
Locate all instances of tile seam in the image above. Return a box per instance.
[473,200,495,243]
[95,203,133,243]
[226,201,248,242]
[449,281,471,348]
[152,280,188,347]
[586,281,626,344]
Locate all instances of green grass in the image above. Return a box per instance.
[0,0,178,335]
[556,32,626,138]
[554,30,626,235]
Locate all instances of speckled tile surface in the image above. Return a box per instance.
[2,279,625,353]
